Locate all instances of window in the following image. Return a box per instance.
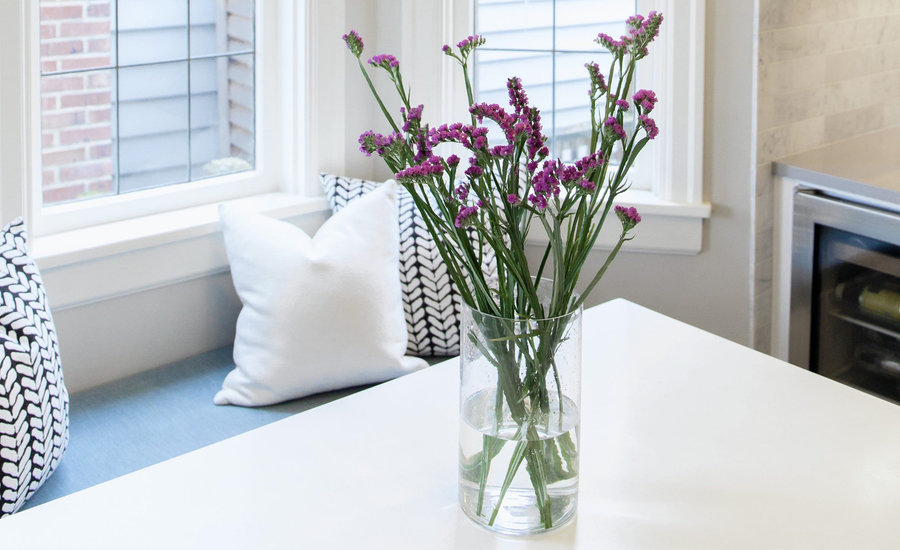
[38,0,255,207]
[473,0,647,186]
[451,0,709,253]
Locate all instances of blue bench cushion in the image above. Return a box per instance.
[23,347,375,509]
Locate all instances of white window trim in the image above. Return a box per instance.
[406,0,710,255]
[0,0,325,311]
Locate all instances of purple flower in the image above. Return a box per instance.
[575,151,604,173]
[528,160,562,211]
[615,205,642,231]
[639,114,659,139]
[632,89,657,112]
[442,44,451,53]
[585,62,607,96]
[596,32,626,54]
[616,99,630,111]
[342,30,364,58]
[368,54,399,70]
[358,131,404,157]
[507,77,529,116]
[507,194,520,205]
[455,205,479,228]
[401,104,424,132]
[446,154,460,167]
[455,35,486,59]
[395,155,444,182]
[604,116,627,141]
[455,183,469,201]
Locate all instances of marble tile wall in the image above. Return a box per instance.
[754,0,900,352]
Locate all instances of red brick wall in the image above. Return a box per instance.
[40,0,114,205]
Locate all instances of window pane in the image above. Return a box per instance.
[40,69,117,205]
[554,0,633,51]
[190,0,255,57]
[40,0,115,74]
[475,0,553,51]
[553,53,594,163]
[117,0,188,65]
[118,62,190,192]
[38,0,257,207]
[191,54,255,178]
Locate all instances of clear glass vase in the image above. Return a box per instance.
[458,298,582,535]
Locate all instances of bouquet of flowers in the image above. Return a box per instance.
[344,11,662,532]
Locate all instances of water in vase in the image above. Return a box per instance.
[459,388,580,534]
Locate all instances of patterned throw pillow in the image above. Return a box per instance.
[0,219,69,517]
[322,174,496,357]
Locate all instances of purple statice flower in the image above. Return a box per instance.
[358,130,403,157]
[368,54,399,70]
[342,30,364,58]
[471,127,489,150]
[524,108,548,160]
[507,77,529,116]
[596,32,626,55]
[455,205,479,228]
[575,151,604,173]
[639,114,659,139]
[470,103,516,140]
[395,155,444,182]
[426,122,471,148]
[632,89,657,112]
[401,104,424,133]
[442,44,451,54]
[615,205,642,231]
[490,145,513,157]
[456,34,486,58]
[507,194,520,205]
[446,154,460,167]
[455,183,469,202]
[585,62,607,96]
[465,157,484,178]
[528,160,562,211]
[627,11,664,59]
[477,199,485,208]
[604,116,627,141]
[577,179,596,192]
[526,160,539,173]
[616,99,630,111]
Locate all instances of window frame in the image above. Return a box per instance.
[14,0,309,237]
[428,0,709,254]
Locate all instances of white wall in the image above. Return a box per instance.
[49,0,758,393]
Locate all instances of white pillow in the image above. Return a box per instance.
[215,181,427,407]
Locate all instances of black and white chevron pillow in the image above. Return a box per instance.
[0,218,69,517]
[322,174,496,357]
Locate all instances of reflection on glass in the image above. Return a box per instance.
[190,55,255,178]
[190,0,255,56]
[39,0,116,74]
[475,0,553,50]
[117,0,187,65]
[40,69,118,205]
[118,62,189,192]
[554,0,634,51]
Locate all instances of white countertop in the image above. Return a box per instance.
[2,299,900,548]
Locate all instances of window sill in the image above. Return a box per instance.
[33,193,330,311]
[526,191,711,255]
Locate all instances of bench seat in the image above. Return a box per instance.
[23,347,388,509]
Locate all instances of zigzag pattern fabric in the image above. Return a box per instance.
[322,174,496,357]
[0,219,69,517]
